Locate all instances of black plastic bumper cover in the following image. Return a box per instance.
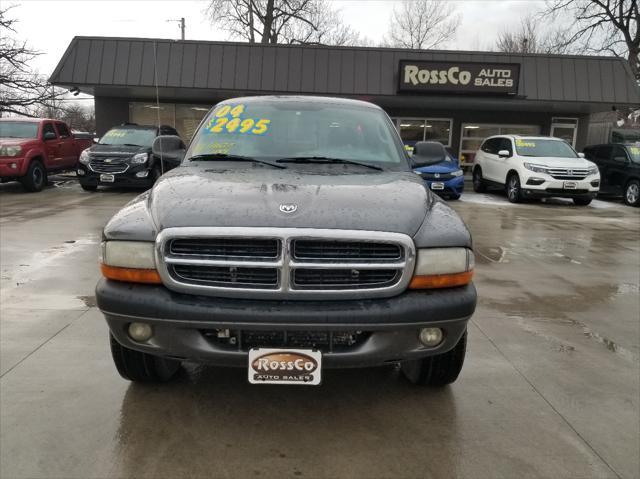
[96,279,477,368]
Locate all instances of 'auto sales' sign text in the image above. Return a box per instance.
[398,60,520,95]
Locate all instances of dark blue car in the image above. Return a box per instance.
[410,144,465,200]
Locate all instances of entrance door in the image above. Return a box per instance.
[551,118,578,147]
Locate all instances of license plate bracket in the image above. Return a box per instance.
[431,182,445,191]
[100,174,115,183]
[563,181,577,190]
[248,348,322,385]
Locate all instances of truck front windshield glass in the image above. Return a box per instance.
[515,139,578,158]
[0,122,38,139]
[99,128,156,147]
[627,146,640,163]
[188,100,406,168]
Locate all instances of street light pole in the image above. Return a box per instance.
[180,17,185,41]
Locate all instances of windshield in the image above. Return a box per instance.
[627,146,640,163]
[187,99,407,170]
[0,122,38,139]
[99,128,156,147]
[515,139,578,158]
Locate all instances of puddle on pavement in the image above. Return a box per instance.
[77,295,97,308]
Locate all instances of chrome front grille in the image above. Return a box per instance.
[548,168,588,180]
[156,227,416,299]
[89,157,129,174]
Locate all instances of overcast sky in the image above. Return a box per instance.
[10,0,548,78]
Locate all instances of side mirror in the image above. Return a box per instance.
[498,150,511,158]
[411,141,447,168]
[43,131,56,141]
[152,135,186,163]
[578,152,585,158]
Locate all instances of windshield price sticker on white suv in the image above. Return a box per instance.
[248,349,322,385]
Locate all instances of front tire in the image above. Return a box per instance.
[624,180,640,206]
[506,173,522,203]
[472,167,486,192]
[573,197,592,206]
[20,161,47,192]
[110,334,181,383]
[81,184,98,192]
[449,193,461,201]
[401,331,467,387]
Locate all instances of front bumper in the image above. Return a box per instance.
[96,279,476,368]
[77,164,153,188]
[522,175,599,198]
[0,157,26,179]
[423,176,465,196]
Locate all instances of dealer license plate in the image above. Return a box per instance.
[248,348,322,385]
[431,182,445,191]
[563,181,578,190]
[100,174,115,183]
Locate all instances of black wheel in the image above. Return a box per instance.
[401,331,467,387]
[573,197,592,206]
[506,173,522,203]
[624,180,640,206]
[20,161,47,192]
[449,194,461,201]
[150,166,162,185]
[472,168,486,192]
[110,333,180,383]
[81,184,98,192]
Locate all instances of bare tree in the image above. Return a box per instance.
[0,7,65,117]
[496,18,573,54]
[206,0,359,45]
[545,0,639,79]
[383,0,461,50]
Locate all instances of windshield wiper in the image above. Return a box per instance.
[188,153,286,169]
[276,156,383,171]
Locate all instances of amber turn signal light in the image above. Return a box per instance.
[100,264,162,284]
[409,270,473,290]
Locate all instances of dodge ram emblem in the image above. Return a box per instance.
[279,203,298,213]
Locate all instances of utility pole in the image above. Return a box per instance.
[167,18,185,40]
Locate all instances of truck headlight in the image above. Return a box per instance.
[79,148,91,165]
[409,248,474,289]
[451,169,463,177]
[523,163,548,174]
[100,241,161,284]
[131,152,149,165]
[1,145,22,157]
[587,165,599,175]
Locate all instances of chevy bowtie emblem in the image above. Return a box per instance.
[279,203,298,214]
[105,158,113,163]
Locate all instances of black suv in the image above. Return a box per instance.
[583,143,640,206]
[77,124,184,191]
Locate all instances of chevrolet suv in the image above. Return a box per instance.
[472,135,600,205]
[96,96,476,387]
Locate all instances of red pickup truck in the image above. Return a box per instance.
[0,118,93,192]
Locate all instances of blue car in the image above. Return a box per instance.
[410,144,465,200]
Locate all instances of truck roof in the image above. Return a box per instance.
[217,95,382,110]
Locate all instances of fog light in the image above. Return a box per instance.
[419,327,443,347]
[77,169,85,176]
[128,322,153,342]
[10,163,17,169]
[135,170,150,178]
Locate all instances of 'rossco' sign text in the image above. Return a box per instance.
[398,60,520,95]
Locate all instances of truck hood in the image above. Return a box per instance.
[147,164,431,236]
[89,144,149,156]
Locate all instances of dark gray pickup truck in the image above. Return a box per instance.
[96,96,476,387]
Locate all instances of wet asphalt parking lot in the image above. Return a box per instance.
[1,175,639,479]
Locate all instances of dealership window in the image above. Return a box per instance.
[460,123,540,166]
[551,117,578,147]
[129,102,211,141]
[391,118,452,152]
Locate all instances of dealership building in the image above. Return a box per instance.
[50,36,640,166]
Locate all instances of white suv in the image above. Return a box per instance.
[472,135,600,206]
